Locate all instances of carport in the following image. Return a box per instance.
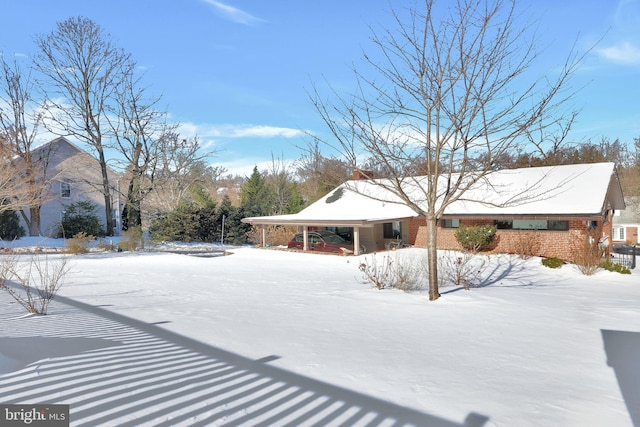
[242,215,414,256]
[243,181,418,256]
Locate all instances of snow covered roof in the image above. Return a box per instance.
[441,162,625,216]
[243,162,625,226]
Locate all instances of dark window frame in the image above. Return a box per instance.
[383,221,402,239]
[60,181,71,198]
[494,219,569,231]
[441,219,460,229]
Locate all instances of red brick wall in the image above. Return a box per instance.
[407,215,612,262]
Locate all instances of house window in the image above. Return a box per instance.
[441,219,460,228]
[613,227,625,241]
[547,220,569,231]
[60,182,71,198]
[383,221,402,238]
[494,219,569,231]
[513,219,548,230]
[495,220,513,229]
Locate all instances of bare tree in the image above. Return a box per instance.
[311,0,586,300]
[34,16,133,236]
[144,134,211,216]
[296,139,351,203]
[107,67,168,230]
[0,56,53,235]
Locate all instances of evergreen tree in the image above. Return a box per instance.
[240,166,274,217]
[0,207,26,240]
[219,195,249,245]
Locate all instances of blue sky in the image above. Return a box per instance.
[1,0,639,176]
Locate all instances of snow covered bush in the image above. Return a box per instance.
[358,252,424,291]
[455,224,497,253]
[438,252,487,290]
[0,253,70,314]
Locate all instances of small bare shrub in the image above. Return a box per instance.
[439,252,487,290]
[95,239,116,252]
[572,228,605,276]
[118,226,145,251]
[358,252,425,291]
[359,253,394,290]
[65,232,94,254]
[510,232,542,259]
[0,253,71,314]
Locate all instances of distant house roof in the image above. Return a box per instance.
[614,196,640,225]
[243,162,625,227]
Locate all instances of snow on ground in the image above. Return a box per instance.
[1,241,639,426]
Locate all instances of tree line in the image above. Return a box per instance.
[0,16,350,243]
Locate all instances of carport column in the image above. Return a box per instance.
[303,226,309,251]
[261,226,266,248]
[354,227,361,255]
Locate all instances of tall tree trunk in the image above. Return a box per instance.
[124,175,142,229]
[426,215,440,301]
[97,148,114,236]
[28,206,40,236]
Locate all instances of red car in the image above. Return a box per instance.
[288,230,362,255]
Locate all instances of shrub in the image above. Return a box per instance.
[455,224,497,253]
[438,252,487,290]
[0,209,25,240]
[149,202,218,243]
[65,232,94,254]
[0,253,70,314]
[58,200,105,238]
[510,232,541,259]
[542,257,563,269]
[247,225,298,247]
[118,226,145,251]
[572,228,605,276]
[600,258,631,274]
[358,252,425,291]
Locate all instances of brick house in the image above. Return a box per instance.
[243,162,625,262]
[16,137,122,237]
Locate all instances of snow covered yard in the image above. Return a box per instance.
[1,246,639,426]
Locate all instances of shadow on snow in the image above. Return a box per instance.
[601,330,640,427]
[0,293,489,427]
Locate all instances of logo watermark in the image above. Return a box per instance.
[1,404,69,426]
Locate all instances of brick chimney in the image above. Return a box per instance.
[352,169,375,180]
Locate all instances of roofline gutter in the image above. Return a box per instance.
[242,216,417,227]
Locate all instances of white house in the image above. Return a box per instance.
[16,137,122,237]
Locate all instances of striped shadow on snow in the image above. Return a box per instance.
[0,292,488,427]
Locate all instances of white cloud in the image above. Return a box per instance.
[596,41,640,65]
[228,125,304,138]
[200,0,264,25]
[215,157,297,178]
[177,122,305,140]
